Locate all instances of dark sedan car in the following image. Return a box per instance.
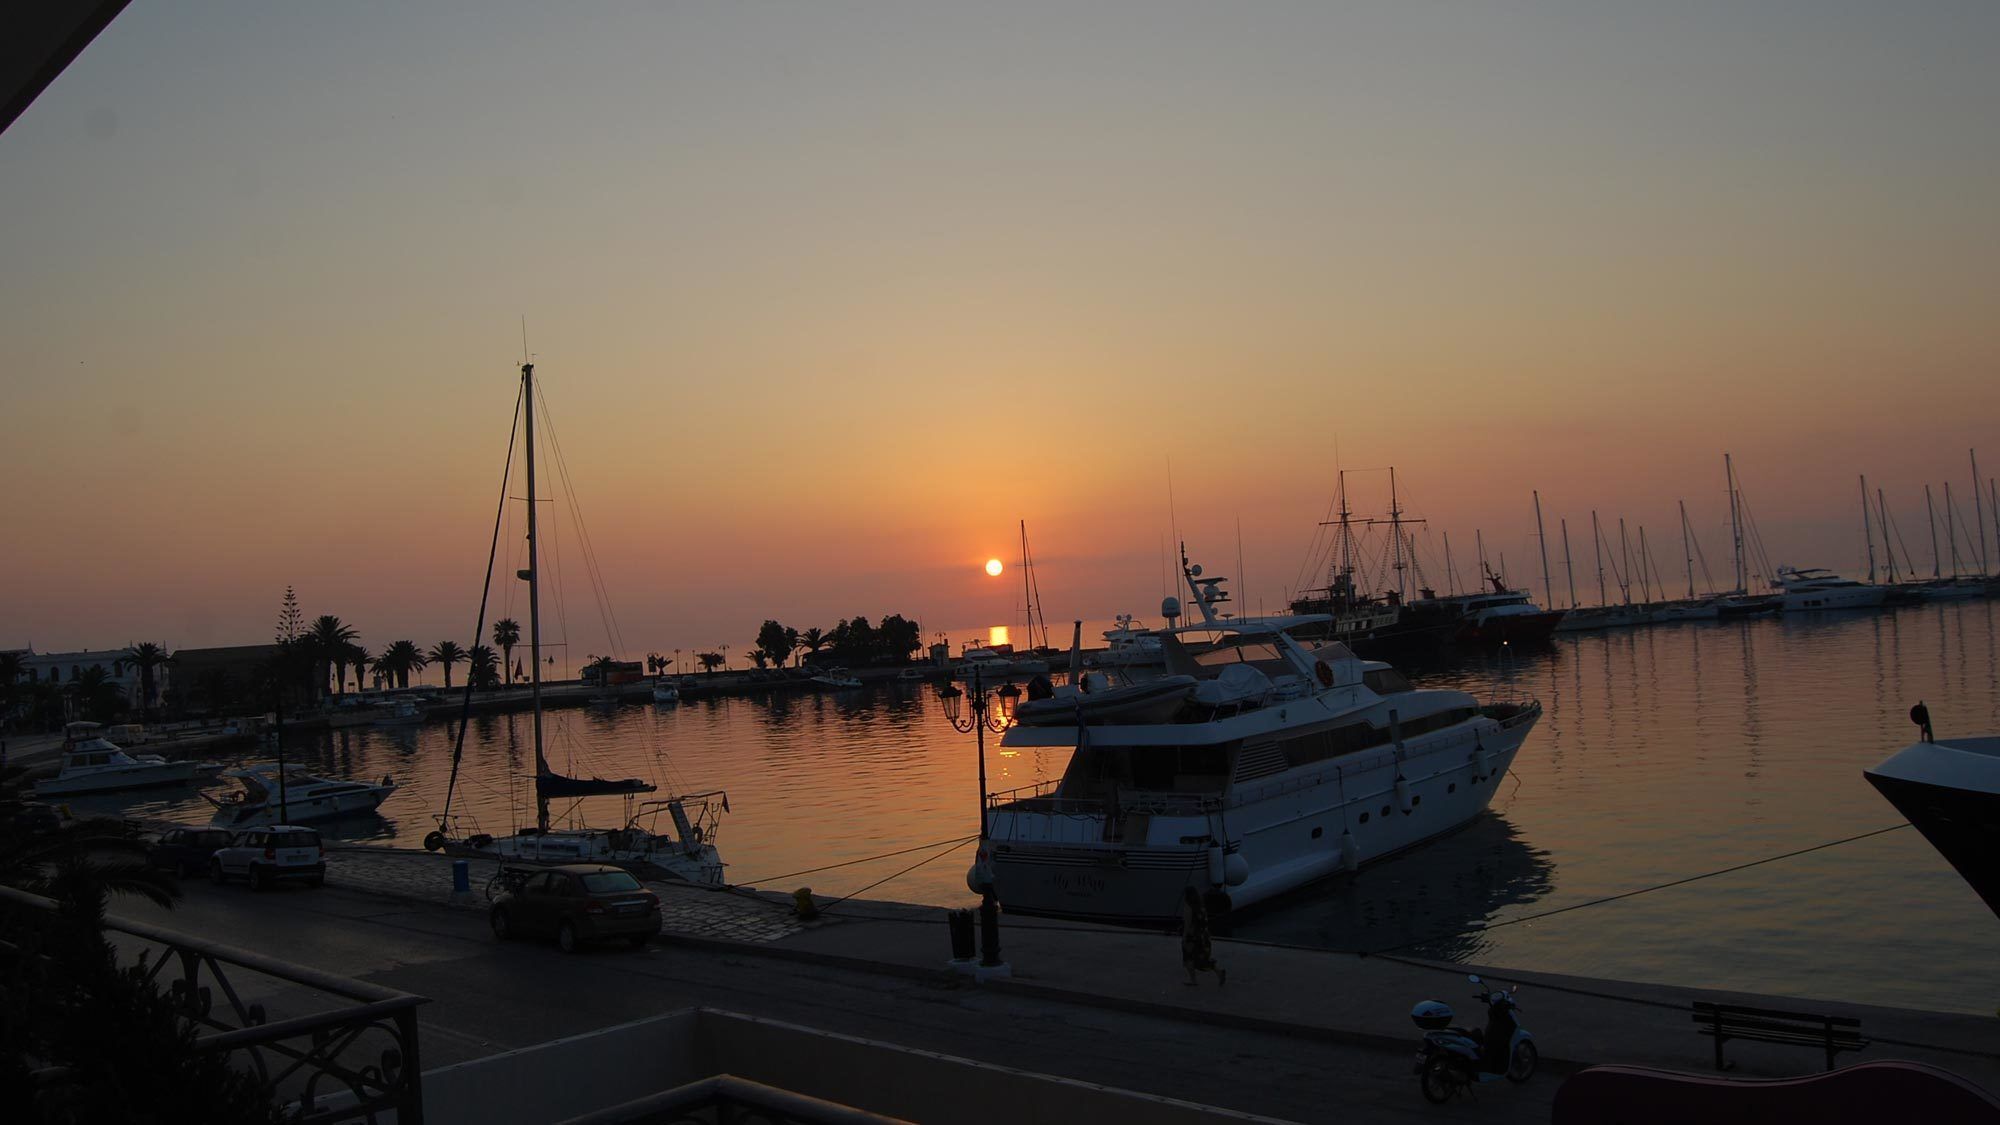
[150,827,237,876]
[489,864,661,953]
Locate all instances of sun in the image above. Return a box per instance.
[985,558,1004,577]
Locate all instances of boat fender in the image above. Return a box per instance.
[1224,850,1250,887]
[1315,660,1335,688]
[966,852,996,895]
[1206,845,1226,886]
[1473,738,1491,782]
[422,830,445,853]
[1338,829,1359,873]
[1395,774,1412,813]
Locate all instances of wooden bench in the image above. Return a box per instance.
[1692,1001,1868,1071]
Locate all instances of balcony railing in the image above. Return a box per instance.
[0,883,428,1124]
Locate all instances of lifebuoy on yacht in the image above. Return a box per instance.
[1314,660,1335,688]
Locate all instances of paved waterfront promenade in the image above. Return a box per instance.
[320,845,2000,1098]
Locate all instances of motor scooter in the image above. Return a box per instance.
[1410,974,1537,1103]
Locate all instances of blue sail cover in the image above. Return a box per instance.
[536,771,657,799]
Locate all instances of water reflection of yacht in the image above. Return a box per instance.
[982,617,1541,924]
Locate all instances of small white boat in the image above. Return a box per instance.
[441,794,730,885]
[652,682,680,705]
[896,668,926,683]
[31,722,207,797]
[371,700,426,726]
[810,668,863,690]
[205,764,396,828]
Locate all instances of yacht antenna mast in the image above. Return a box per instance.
[522,361,550,834]
[1533,490,1554,610]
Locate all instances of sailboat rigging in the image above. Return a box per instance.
[427,360,727,883]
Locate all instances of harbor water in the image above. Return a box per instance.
[101,599,2000,1014]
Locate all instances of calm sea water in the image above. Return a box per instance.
[103,601,2000,1013]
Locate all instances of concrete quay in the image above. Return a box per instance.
[320,844,2000,1104]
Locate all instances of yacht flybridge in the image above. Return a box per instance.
[981,621,1540,923]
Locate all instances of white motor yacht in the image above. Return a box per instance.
[980,624,1540,923]
[205,764,397,828]
[810,667,863,690]
[652,682,680,705]
[1097,615,1164,668]
[31,722,209,796]
[1866,731,2000,920]
[452,794,729,884]
[372,700,426,726]
[1772,566,1887,611]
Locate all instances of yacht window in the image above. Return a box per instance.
[1060,743,1232,796]
[1394,707,1479,739]
[1281,723,1393,768]
[1362,669,1414,694]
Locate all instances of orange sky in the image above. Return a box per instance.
[3,4,1998,657]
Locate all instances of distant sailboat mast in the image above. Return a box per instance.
[1860,475,1877,585]
[1726,453,1745,594]
[1679,500,1696,600]
[1561,517,1577,609]
[1592,511,1607,607]
[1926,484,1942,579]
[1876,488,1900,585]
[1974,450,1989,577]
[1533,490,1554,610]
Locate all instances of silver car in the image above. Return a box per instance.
[210,825,327,890]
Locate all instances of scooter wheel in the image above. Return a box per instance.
[1420,1056,1459,1104]
[1507,1040,1538,1083]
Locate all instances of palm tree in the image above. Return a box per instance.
[697,652,723,674]
[468,644,501,690]
[115,642,173,717]
[306,615,359,698]
[71,666,125,722]
[492,619,521,685]
[798,627,829,664]
[378,640,427,690]
[344,642,372,695]
[646,652,665,681]
[427,640,467,689]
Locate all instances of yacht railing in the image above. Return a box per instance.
[987,782,1221,818]
[0,884,428,1124]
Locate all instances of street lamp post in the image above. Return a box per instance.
[937,665,1015,970]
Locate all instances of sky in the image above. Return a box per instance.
[3,1,1998,659]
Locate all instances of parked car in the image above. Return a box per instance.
[210,825,326,890]
[0,800,63,837]
[488,863,661,952]
[150,826,236,876]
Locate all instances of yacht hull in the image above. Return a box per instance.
[988,706,1538,923]
[208,784,394,828]
[463,830,725,885]
[1780,586,1887,612]
[1865,737,2000,919]
[33,761,201,797]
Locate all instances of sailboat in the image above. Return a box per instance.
[426,361,728,884]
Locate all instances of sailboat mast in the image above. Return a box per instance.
[1974,450,1989,577]
[1592,511,1606,607]
[1877,489,1899,584]
[1337,471,1352,592]
[1533,490,1553,610]
[1726,453,1744,593]
[1019,520,1033,648]
[522,362,549,833]
[1926,485,1941,578]
[1637,527,1653,603]
[1618,518,1632,605]
[1860,475,1877,584]
[1442,531,1456,597]
[1389,467,1405,601]
[1561,518,1576,609]
[1946,483,1960,577]
[1679,501,1695,600]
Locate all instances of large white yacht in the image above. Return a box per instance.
[205,764,397,828]
[31,722,209,796]
[1866,731,2000,920]
[979,624,1541,923]
[1772,566,1887,611]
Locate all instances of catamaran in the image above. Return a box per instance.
[978,569,1541,923]
[425,360,727,885]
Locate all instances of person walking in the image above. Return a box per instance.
[1180,886,1226,986]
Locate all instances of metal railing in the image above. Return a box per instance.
[0,884,428,1124]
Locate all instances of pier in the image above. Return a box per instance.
[101,842,2000,1123]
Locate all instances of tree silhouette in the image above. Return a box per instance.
[492,619,521,685]
[427,640,467,689]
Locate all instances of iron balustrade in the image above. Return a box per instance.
[558,1074,905,1125]
[0,883,428,1124]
